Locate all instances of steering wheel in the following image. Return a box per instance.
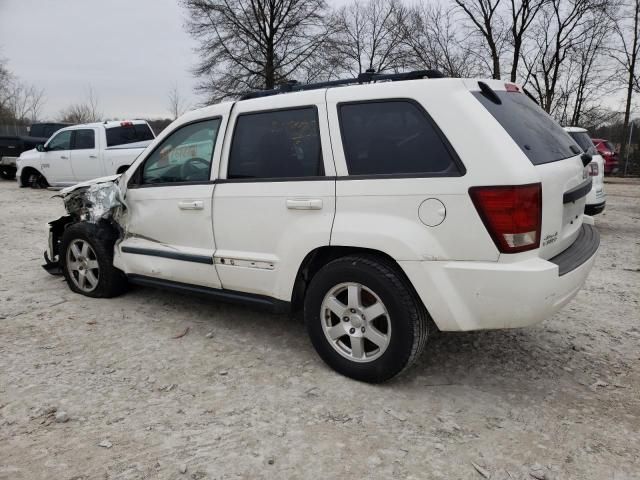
[180,157,210,181]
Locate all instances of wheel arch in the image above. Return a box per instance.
[290,245,421,313]
[19,166,48,187]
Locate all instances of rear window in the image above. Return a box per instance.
[338,101,461,176]
[106,123,154,147]
[568,131,596,155]
[473,90,580,165]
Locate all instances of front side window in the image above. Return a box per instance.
[338,101,461,176]
[228,107,324,179]
[141,119,220,185]
[47,130,72,151]
[72,129,96,150]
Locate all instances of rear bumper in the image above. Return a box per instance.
[585,201,605,216]
[400,224,599,331]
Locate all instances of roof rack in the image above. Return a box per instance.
[239,69,445,100]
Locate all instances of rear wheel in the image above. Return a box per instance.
[304,254,428,383]
[0,167,16,180]
[61,222,127,298]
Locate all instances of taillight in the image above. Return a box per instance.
[505,83,520,92]
[588,162,599,176]
[469,183,542,254]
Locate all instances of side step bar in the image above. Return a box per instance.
[127,274,291,313]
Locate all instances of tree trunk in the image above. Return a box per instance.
[619,0,639,174]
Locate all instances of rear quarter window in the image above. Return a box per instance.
[106,124,154,147]
[338,100,462,176]
[473,90,580,165]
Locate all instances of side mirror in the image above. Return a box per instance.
[36,144,45,152]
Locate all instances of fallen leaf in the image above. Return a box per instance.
[471,462,490,478]
[172,327,190,339]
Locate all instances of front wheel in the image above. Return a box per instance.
[60,222,127,298]
[304,255,428,383]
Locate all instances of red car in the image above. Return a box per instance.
[591,138,619,174]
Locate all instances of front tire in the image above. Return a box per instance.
[304,255,428,383]
[60,222,127,298]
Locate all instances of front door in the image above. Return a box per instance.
[116,111,230,289]
[212,91,336,301]
[70,128,103,181]
[42,129,73,184]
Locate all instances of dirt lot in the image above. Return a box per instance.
[0,178,638,480]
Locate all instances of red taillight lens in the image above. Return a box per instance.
[469,183,542,253]
[505,83,520,92]
[588,162,599,176]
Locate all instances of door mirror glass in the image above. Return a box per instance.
[36,144,45,152]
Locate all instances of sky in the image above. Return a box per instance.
[0,0,631,121]
[0,0,200,119]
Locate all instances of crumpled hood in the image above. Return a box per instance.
[60,174,122,195]
[59,174,127,223]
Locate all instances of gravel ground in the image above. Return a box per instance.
[0,178,639,480]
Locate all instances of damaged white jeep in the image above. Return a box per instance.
[43,72,599,382]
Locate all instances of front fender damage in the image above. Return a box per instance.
[43,176,127,275]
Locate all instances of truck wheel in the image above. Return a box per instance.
[60,222,127,298]
[0,168,16,180]
[304,254,428,383]
[27,170,48,189]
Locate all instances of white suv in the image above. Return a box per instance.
[43,72,599,382]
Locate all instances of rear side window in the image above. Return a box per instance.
[228,107,324,179]
[473,90,580,165]
[72,129,95,150]
[106,124,154,147]
[338,101,461,176]
[568,131,596,155]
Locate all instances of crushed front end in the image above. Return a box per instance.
[43,175,126,275]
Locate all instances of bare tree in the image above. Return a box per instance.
[401,2,483,77]
[183,0,331,102]
[454,0,507,79]
[521,0,603,114]
[327,0,408,76]
[609,0,639,170]
[508,0,548,81]
[167,84,189,120]
[59,86,102,123]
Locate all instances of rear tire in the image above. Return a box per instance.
[0,168,16,180]
[304,254,428,383]
[60,222,127,298]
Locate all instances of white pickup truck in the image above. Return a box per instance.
[16,120,155,188]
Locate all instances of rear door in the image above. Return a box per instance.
[469,81,588,258]
[42,129,74,183]
[70,128,103,181]
[212,91,336,300]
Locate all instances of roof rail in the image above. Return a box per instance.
[239,69,445,100]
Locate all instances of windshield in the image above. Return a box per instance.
[568,131,596,155]
[473,90,581,165]
[106,123,154,147]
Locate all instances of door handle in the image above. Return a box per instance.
[286,198,323,210]
[89,155,97,159]
[178,200,204,210]
[60,155,68,159]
